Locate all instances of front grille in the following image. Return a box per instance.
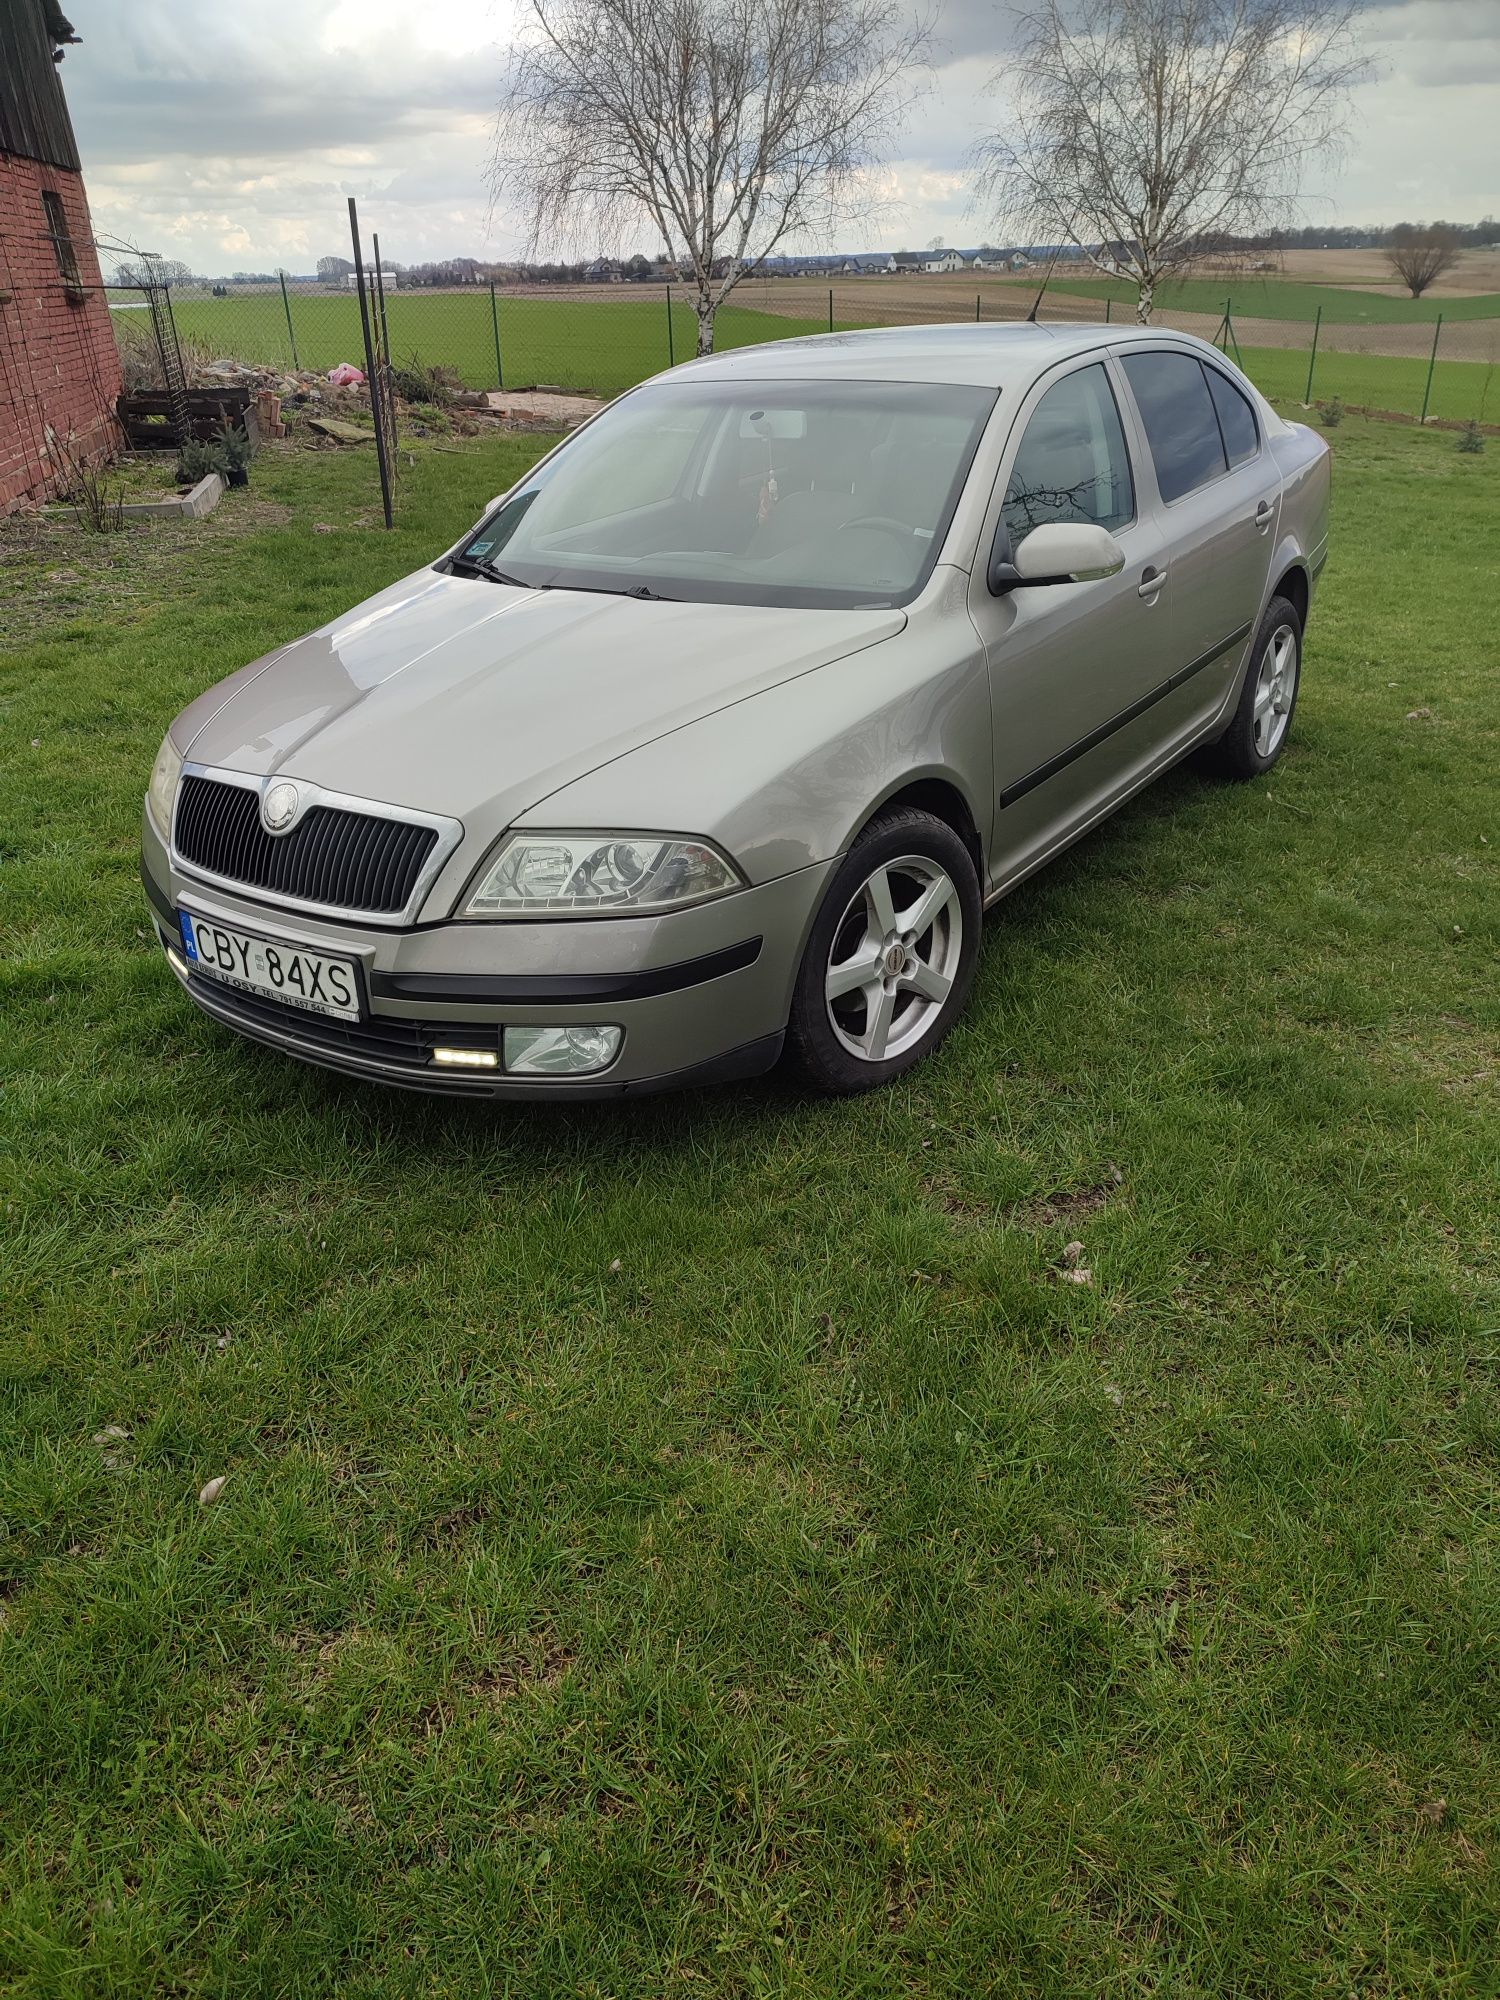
[186,972,496,1075]
[175,775,439,915]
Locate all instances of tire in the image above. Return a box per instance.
[1199,594,1303,780]
[786,805,982,1095]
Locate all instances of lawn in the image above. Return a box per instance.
[2,417,1497,1997]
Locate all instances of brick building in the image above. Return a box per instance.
[0,0,121,512]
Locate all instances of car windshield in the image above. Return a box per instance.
[451,377,997,609]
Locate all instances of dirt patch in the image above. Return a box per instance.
[469,1638,576,1703]
[1010,1176,1122,1231]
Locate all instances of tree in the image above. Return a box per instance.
[972,0,1367,323]
[1386,223,1461,298]
[491,0,928,355]
[317,255,354,283]
[112,256,197,290]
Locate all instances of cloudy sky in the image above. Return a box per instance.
[59,0,1500,277]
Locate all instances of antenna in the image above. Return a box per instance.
[1025,211,1083,323]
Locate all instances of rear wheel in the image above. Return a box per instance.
[1200,594,1302,779]
[786,806,981,1095]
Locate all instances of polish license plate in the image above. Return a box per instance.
[178,910,361,1021]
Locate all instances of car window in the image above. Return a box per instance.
[1001,363,1134,552]
[455,378,997,610]
[1204,365,1259,467]
[1120,351,1228,503]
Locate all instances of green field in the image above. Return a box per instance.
[114,286,1500,423]
[3,416,1497,1997]
[1007,273,1500,325]
[116,290,832,400]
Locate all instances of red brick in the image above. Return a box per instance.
[0,154,124,511]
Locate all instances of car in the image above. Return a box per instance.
[141,322,1331,1098]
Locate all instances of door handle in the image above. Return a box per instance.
[1137,565,1167,598]
[1254,498,1275,529]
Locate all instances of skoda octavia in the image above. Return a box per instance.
[143,323,1330,1096]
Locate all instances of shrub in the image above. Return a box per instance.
[1456,420,1485,454]
[1320,396,1344,429]
[391,353,462,407]
[175,437,230,485]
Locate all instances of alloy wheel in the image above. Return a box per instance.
[824,853,964,1063]
[1252,622,1298,758]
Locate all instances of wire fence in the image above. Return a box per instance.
[109,265,1500,434]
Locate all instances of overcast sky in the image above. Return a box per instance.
[59,0,1500,276]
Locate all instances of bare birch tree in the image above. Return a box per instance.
[972,0,1367,322]
[491,0,929,355]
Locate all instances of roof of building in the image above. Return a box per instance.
[0,0,82,170]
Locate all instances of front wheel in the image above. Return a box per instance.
[786,806,982,1095]
[1199,594,1303,779]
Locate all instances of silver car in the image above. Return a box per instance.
[142,323,1330,1097]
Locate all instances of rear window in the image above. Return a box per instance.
[1205,365,1259,467]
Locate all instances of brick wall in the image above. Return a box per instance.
[0,152,123,511]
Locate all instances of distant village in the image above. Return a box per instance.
[214,247,1046,289]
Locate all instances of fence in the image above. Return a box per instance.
[109,263,1500,437]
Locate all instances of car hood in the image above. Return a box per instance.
[181,567,905,828]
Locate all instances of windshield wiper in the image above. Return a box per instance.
[448,553,534,588]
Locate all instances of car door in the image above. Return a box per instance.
[965,356,1176,883]
[1115,348,1282,732]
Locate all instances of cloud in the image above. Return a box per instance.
[56,0,1500,275]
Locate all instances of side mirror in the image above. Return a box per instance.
[989,520,1126,593]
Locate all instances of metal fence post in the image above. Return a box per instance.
[1304,306,1321,404]
[278,269,300,370]
[975,292,981,322]
[490,281,504,389]
[371,231,393,369]
[1420,314,1443,424]
[347,197,394,531]
[1105,298,1112,323]
[666,283,675,367]
[829,287,834,333]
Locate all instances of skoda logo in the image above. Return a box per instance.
[262,781,300,833]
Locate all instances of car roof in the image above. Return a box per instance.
[660,319,1220,390]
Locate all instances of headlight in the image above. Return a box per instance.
[464,832,743,917]
[147,733,184,838]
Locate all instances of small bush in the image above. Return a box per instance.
[1320,396,1344,429]
[1456,420,1485,454]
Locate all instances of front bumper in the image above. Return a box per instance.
[142,809,831,1097]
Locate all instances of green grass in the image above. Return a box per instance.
[1229,342,1500,424]
[114,287,1500,420]
[115,290,832,398]
[3,418,1498,1997]
[1002,273,1500,325]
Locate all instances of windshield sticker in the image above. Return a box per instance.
[466,538,495,556]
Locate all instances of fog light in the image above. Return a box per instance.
[503,1024,622,1077]
[432,1045,500,1069]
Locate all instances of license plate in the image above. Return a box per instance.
[178,910,361,1021]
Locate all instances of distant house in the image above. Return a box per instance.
[344,266,401,291]
[923,250,966,274]
[0,0,121,512]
